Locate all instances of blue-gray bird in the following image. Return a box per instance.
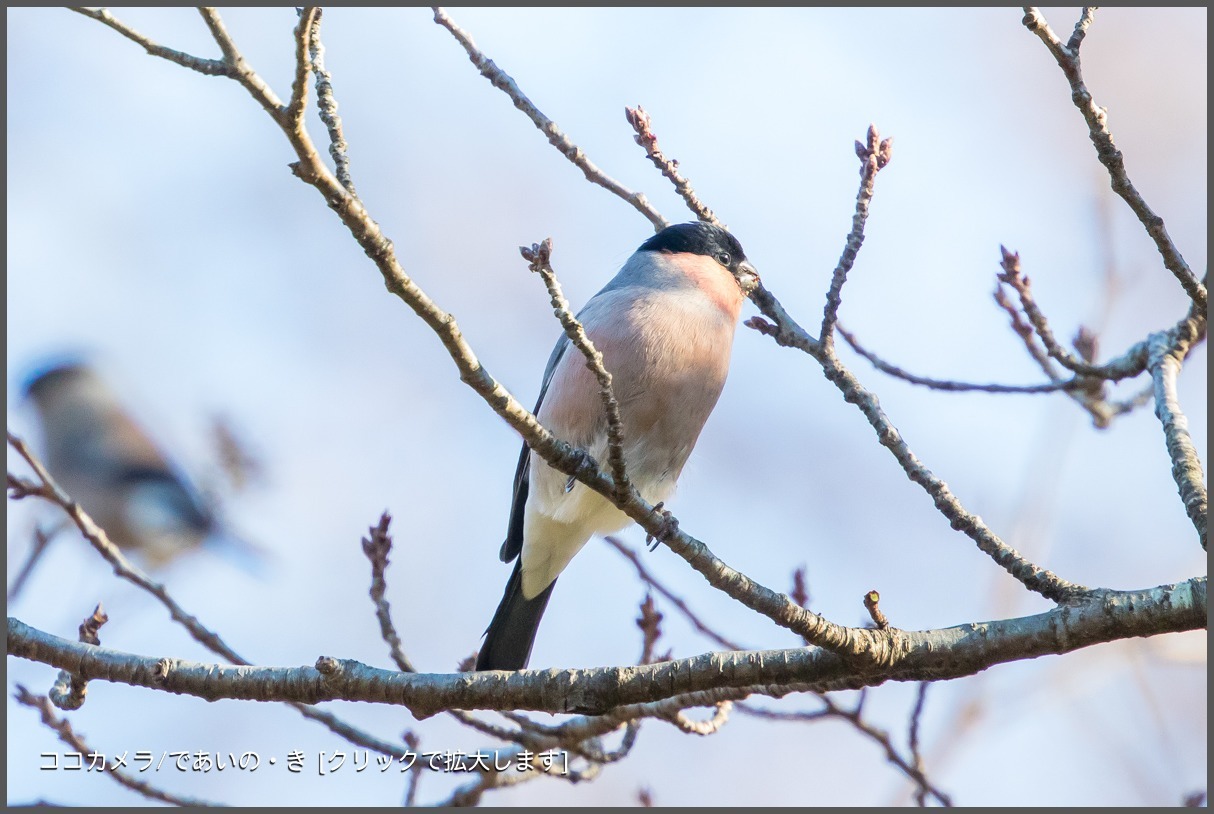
[475,222,758,671]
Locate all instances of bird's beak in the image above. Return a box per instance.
[735,260,761,294]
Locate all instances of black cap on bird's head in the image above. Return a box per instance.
[639,221,759,291]
[640,221,745,263]
[20,355,94,401]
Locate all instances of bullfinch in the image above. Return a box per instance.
[17,361,262,577]
[475,221,758,671]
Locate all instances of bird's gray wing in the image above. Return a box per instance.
[499,334,571,562]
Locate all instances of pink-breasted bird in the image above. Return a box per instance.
[475,221,758,671]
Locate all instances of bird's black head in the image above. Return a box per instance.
[639,221,748,272]
[21,358,91,400]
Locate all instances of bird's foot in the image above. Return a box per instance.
[644,502,679,552]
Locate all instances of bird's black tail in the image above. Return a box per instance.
[475,559,556,671]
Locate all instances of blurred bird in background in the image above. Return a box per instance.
[8,359,267,600]
[475,221,758,671]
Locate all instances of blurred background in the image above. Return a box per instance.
[6,7,1206,806]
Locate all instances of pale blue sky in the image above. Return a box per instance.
[7,7,1206,806]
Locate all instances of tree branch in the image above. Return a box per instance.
[1148,327,1208,547]
[820,125,892,346]
[9,577,1204,717]
[431,6,667,230]
[523,238,631,502]
[1021,7,1205,310]
[15,685,224,807]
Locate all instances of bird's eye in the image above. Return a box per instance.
[715,251,731,266]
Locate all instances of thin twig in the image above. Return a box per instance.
[820,125,892,346]
[863,591,890,631]
[68,7,231,76]
[994,245,1171,428]
[361,512,416,672]
[996,246,1138,379]
[402,731,423,807]
[432,7,667,231]
[838,325,1081,394]
[636,593,665,665]
[664,700,732,736]
[604,535,746,653]
[15,685,225,807]
[1066,7,1097,53]
[993,282,1064,382]
[197,8,286,121]
[625,105,719,226]
[738,693,952,806]
[306,8,358,195]
[522,239,630,502]
[6,430,414,760]
[7,521,64,602]
[744,302,1088,603]
[909,682,931,807]
[48,603,108,711]
[285,8,320,135]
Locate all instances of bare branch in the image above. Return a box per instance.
[523,239,630,503]
[1148,328,1208,547]
[74,4,882,661]
[664,700,732,736]
[285,7,320,134]
[431,7,667,230]
[745,337,1086,601]
[6,430,416,760]
[604,535,746,653]
[361,512,417,672]
[636,593,665,665]
[15,685,224,807]
[737,692,952,806]
[1021,7,1205,310]
[993,281,1065,382]
[68,7,231,76]
[997,246,1150,381]
[47,603,108,711]
[838,324,1081,394]
[909,682,931,807]
[197,7,286,119]
[7,521,64,602]
[1066,7,1097,53]
[10,576,1204,716]
[863,590,890,631]
[306,8,358,195]
[820,125,892,345]
[625,105,719,227]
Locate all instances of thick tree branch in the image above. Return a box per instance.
[9,577,1204,717]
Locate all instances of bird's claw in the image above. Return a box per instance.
[644,502,679,552]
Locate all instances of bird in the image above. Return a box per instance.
[11,360,264,597]
[475,221,758,671]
